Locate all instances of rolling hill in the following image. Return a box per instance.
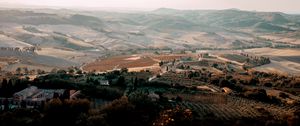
[0,8,300,71]
[0,8,299,51]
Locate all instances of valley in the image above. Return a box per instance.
[0,8,299,75]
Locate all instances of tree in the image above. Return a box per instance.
[153,107,193,126]
[219,79,231,88]
[116,76,126,87]
[37,69,45,74]
[159,61,163,66]
[68,68,75,74]
[57,69,67,74]
[212,63,218,68]
[61,89,70,100]
[249,78,259,86]
[86,77,91,84]
[23,67,29,75]
[16,67,22,75]
[244,89,268,101]
[121,67,128,74]
[100,96,134,126]
[7,79,13,93]
[242,65,248,71]
[0,79,8,97]
[14,78,27,92]
[172,59,176,65]
[1,78,8,86]
[246,58,250,63]
[50,68,58,73]
[279,92,289,99]
[188,72,193,79]
[29,69,36,75]
[93,79,99,85]
[44,98,64,125]
[264,82,273,87]
[134,77,138,89]
[76,70,83,74]
[3,98,9,111]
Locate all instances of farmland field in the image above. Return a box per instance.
[220,54,248,63]
[149,54,194,62]
[254,60,300,75]
[244,48,300,57]
[83,55,159,72]
[277,56,300,64]
[170,96,300,121]
[0,57,18,63]
[83,54,196,72]
[244,48,300,75]
[0,63,4,69]
[0,57,19,70]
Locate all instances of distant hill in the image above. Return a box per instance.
[0,8,299,51]
[253,22,293,32]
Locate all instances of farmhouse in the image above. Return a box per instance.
[198,53,210,60]
[0,87,82,109]
[13,86,65,101]
[13,86,81,101]
[13,86,40,100]
[99,80,109,86]
[160,50,172,54]
[148,93,160,101]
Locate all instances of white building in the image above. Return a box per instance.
[13,86,39,100]
[13,86,65,101]
[100,80,109,86]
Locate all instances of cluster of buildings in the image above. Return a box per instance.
[13,86,65,101]
[0,86,80,109]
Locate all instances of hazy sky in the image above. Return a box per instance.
[1,0,300,13]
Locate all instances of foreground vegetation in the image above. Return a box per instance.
[0,63,299,126]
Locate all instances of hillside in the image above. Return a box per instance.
[0,8,299,51]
